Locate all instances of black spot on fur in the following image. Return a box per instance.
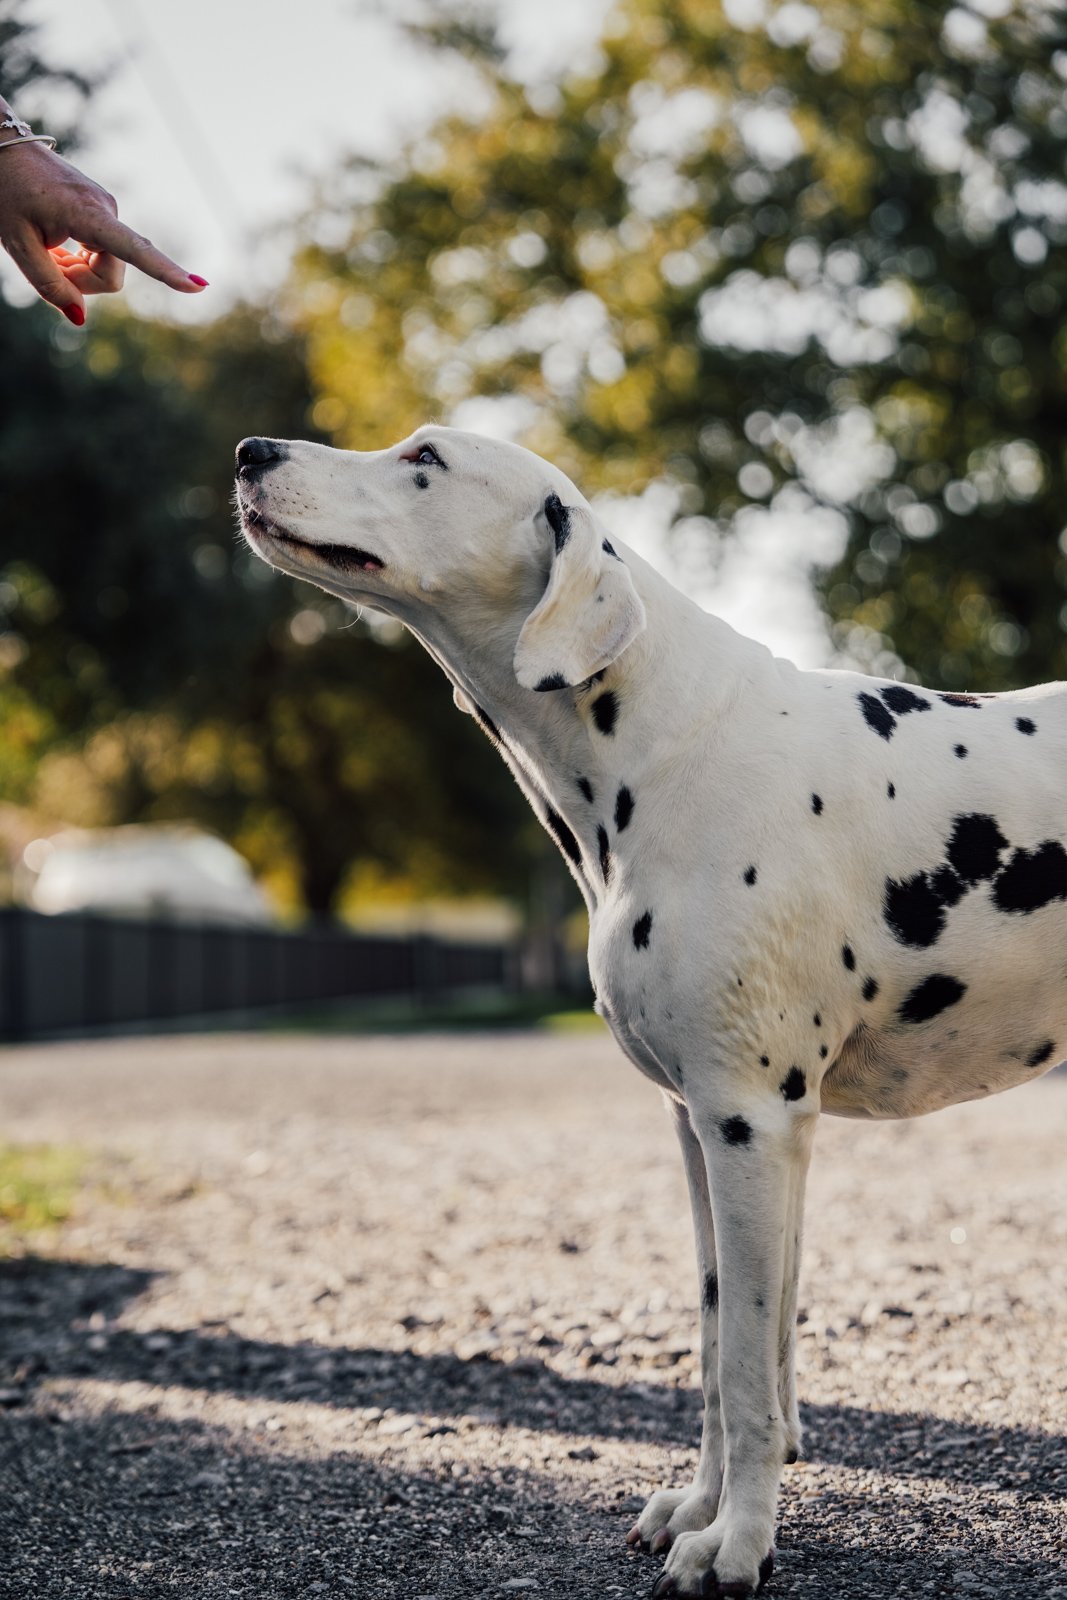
[954,744,967,758]
[759,1054,770,1067]
[884,872,949,948]
[543,492,571,553]
[615,785,634,831]
[720,1115,753,1146]
[842,945,856,971]
[602,538,621,559]
[780,1066,806,1101]
[597,825,611,882]
[474,705,501,742]
[592,691,618,735]
[939,693,981,708]
[813,1013,821,1027]
[1016,716,1036,734]
[811,793,823,815]
[744,865,758,886]
[898,973,967,1024]
[632,910,653,949]
[545,807,582,868]
[858,692,896,740]
[414,470,429,489]
[819,1044,828,1059]
[577,777,594,804]
[702,1271,718,1311]
[993,840,1067,913]
[535,672,568,692]
[887,782,896,799]
[929,864,964,907]
[862,975,879,1001]
[881,685,931,715]
[946,813,1008,884]
[1027,1039,1056,1068]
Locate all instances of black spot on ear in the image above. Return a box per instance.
[946,813,1008,884]
[1026,1039,1055,1068]
[858,692,896,740]
[993,840,1067,913]
[474,705,501,742]
[939,692,981,708]
[597,825,611,882]
[780,1067,806,1101]
[1015,716,1036,734]
[602,538,621,559]
[702,1271,718,1311]
[592,691,618,735]
[954,744,967,758]
[744,865,758,886]
[632,910,653,949]
[545,807,582,868]
[884,872,948,948]
[880,685,931,714]
[862,976,879,1001]
[842,945,856,971]
[811,794,823,815]
[534,672,569,692]
[577,777,594,803]
[543,492,571,554]
[615,785,634,831]
[720,1115,753,1146]
[887,782,896,799]
[898,973,967,1024]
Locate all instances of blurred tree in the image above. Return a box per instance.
[1,299,536,914]
[289,0,1067,692]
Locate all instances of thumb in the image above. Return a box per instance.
[4,225,85,323]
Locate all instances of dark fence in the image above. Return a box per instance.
[0,906,516,1043]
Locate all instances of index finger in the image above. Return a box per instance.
[73,211,207,292]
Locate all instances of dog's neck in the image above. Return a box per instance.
[401,545,779,911]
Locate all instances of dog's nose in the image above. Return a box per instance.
[236,437,285,476]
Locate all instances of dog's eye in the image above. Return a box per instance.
[414,444,441,466]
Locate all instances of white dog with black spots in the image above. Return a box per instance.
[236,425,1065,1598]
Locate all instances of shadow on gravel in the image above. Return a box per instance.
[3,1257,1065,1506]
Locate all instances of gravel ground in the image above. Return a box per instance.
[0,1028,1065,1600]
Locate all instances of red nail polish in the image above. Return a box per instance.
[188,274,209,286]
[63,304,85,326]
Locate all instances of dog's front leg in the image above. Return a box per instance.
[628,1095,723,1552]
[656,1094,817,1599]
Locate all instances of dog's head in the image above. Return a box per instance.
[234,426,645,691]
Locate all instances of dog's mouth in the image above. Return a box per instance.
[241,503,384,574]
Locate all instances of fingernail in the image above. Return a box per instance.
[188,274,209,286]
[63,304,85,326]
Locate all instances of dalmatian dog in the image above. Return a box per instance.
[235,425,1064,1597]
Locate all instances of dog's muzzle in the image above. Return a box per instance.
[235,437,287,479]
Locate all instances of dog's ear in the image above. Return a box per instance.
[514,494,646,692]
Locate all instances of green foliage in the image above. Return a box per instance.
[291,0,1067,691]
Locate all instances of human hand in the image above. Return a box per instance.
[0,140,207,323]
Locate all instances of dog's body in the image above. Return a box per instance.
[236,426,1062,1597]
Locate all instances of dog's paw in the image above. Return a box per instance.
[656,1518,775,1597]
[626,1484,720,1554]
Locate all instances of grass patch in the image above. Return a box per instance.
[261,990,601,1036]
[0,1143,85,1248]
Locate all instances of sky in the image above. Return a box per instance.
[5,0,841,668]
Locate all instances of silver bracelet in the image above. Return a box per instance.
[0,118,57,152]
